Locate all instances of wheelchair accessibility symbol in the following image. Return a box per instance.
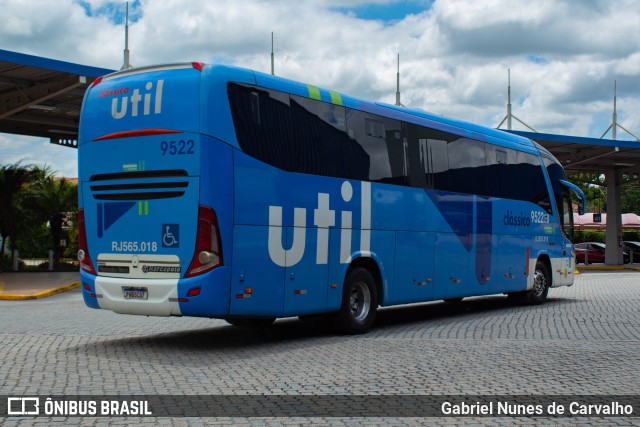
[162,224,179,248]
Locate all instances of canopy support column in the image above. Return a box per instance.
[605,169,623,265]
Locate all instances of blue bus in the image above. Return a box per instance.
[78,62,586,334]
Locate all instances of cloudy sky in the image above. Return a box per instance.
[1,0,639,177]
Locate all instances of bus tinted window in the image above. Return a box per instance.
[346,109,407,185]
[229,83,551,207]
[291,95,346,132]
[289,95,363,179]
[430,138,450,191]
[543,156,569,220]
[448,138,487,196]
[229,83,368,180]
[543,156,567,196]
[486,144,517,199]
[405,123,451,190]
[228,84,298,172]
[517,151,552,213]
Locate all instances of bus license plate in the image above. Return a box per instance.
[122,286,148,300]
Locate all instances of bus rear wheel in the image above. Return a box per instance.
[333,267,377,335]
[509,260,550,305]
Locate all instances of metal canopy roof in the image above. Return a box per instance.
[0,47,639,178]
[506,130,640,184]
[0,49,113,148]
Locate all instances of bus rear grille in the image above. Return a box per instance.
[93,191,185,200]
[90,182,188,191]
[90,169,188,181]
[89,169,190,201]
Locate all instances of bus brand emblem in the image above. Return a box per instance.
[267,181,371,267]
[111,80,164,120]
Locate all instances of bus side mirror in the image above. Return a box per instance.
[560,180,586,215]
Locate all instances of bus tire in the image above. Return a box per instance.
[509,260,550,305]
[333,267,377,335]
[225,317,276,328]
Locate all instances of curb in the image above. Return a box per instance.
[0,282,80,300]
[577,265,626,271]
[576,265,640,272]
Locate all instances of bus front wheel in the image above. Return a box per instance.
[509,260,550,305]
[333,267,378,335]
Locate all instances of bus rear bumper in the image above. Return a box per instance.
[80,266,232,317]
[94,276,181,317]
[176,266,231,317]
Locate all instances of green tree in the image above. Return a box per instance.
[620,182,640,214]
[23,166,78,269]
[0,162,36,269]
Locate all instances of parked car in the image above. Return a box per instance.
[575,242,632,264]
[623,241,640,263]
[575,242,606,264]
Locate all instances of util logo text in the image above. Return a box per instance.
[268,181,371,267]
[110,80,164,119]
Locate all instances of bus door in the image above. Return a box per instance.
[497,234,529,292]
[434,232,469,300]
[553,181,584,286]
[283,226,329,316]
[393,231,435,304]
[557,180,586,285]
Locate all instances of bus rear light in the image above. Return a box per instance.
[90,76,104,88]
[187,287,201,297]
[77,209,96,275]
[93,128,182,141]
[185,206,223,277]
[191,62,205,72]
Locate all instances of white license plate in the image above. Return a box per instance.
[122,286,148,300]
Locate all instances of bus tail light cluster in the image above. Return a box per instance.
[185,206,223,277]
[77,209,96,275]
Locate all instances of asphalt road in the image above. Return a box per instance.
[1,271,639,426]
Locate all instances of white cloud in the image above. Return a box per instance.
[1,0,639,176]
[0,134,78,178]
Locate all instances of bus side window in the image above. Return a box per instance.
[405,122,428,188]
[543,155,569,218]
[517,151,552,213]
[448,138,487,196]
[429,139,449,191]
[250,92,260,125]
[290,95,355,179]
[485,144,516,199]
[229,83,298,172]
[347,109,406,185]
[405,122,450,191]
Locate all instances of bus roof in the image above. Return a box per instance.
[89,62,539,155]
[247,66,537,153]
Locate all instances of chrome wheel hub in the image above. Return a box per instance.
[533,269,547,296]
[350,281,371,322]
